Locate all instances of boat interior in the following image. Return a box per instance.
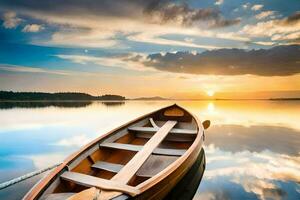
[40,105,199,200]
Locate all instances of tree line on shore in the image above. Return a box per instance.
[0,91,126,101]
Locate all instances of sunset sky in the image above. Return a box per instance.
[0,0,299,99]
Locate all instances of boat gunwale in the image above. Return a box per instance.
[23,104,204,200]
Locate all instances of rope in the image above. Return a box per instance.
[0,163,62,190]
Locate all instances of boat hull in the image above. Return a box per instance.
[23,104,206,200]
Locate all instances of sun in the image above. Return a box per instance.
[206,90,215,97]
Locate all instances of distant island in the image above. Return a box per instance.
[0,91,125,101]
[132,96,169,101]
[269,98,300,101]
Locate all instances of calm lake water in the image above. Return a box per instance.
[0,100,299,200]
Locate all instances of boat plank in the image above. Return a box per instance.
[153,148,186,156]
[100,142,186,156]
[92,161,123,173]
[67,187,98,200]
[60,172,139,196]
[136,133,194,142]
[128,127,197,135]
[100,143,141,151]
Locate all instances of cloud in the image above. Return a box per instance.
[0,1,243,49]
[142,45,300,76]
[127,31,228,50]
[241,12,300,44]
[54,134,91,147]
[251,4,263,11]
[0,64,94,76]
[272,32,300,43]
[0,0,142,19]
[215,0,224,6]
[56,54,156,72]
[2,11,22,28]
[41,28,118,48]
[255,11,275,20]
[262,188,287,200]
[25,153,66,169]
[253,41,274,46]
[242,3,251,10]
[282,11,300,25]
[144,2,240,28]
[22,24,44,32]
[1,1,239,29]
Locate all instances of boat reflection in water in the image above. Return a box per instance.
[165,148,206,200]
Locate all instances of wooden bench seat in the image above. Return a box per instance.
[60,171,139,196]
[154,148,186,156]
[99,142,186,156]
[100,143,141,152]
[43,193,75,200]
[128,127,197,135]
[92,161,123,173]
[91,155,178,178]
[135,132,195,142]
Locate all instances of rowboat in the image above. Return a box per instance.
[23,104,210,200]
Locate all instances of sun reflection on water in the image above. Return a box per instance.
[207,102,215,114]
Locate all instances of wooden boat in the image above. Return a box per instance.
[23,104,210,200]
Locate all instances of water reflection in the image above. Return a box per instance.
[0,100,126,109]
[205,125,300,156]
[207,102,216,115]
[180,100,300,131]
[101,101,125,107]
[197,144,300,200]
[0,100,299,199]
